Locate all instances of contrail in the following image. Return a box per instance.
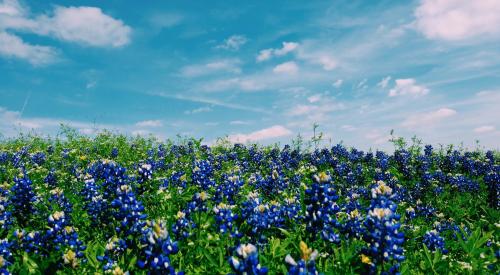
[19,90,31,118]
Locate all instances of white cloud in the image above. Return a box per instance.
[317,55,337,70]
[0,0,24,17]
[414,0,500,41]
[377,76,391,88]
[307,94,321,103]
[473,125,495,133]
[215,35,247,51]
[273,61,299,74]
[256,49,273,62]
[332,79,343,88]
[228,125,292,143]
[256,41,298,62]
[1,3,131,47]
[184,106,212,115]
[181,59,241,77]
[204,77,265,92]
[402,108,457,128]
[36,6,131,47]
[274,42,299,56]
[135,120,163,127]
[389,78,429,97]
[0,1,131,63]
[0,31,57,65]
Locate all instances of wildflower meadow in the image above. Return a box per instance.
[0,132,498,274]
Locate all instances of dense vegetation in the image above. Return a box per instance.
[0,131,498,274]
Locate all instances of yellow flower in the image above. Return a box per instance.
[370,208,392,219]
[176,211,186,220]
[79,155,87,161]
[0,255,4,268]
[349,209,360,219]
[198,191,208,201]
[361,254,372,265]
[299,241,318,261]
[63,250,78,268]
[112,266,126,275]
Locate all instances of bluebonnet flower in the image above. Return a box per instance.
[241,193,284,244]
[214,174,243,204]
[304,172,341,244]
[340,208,365,239]
[254,168,288,197]
[49,188,73,216]
[187,192,209,213]
[111,147,119,158]
[172,211,195,239]
[0,187,12,231]
[110,184,147,237]
[192,160,215,190]
[424,145,433,158]
[12,146,29,168]
[10,173,37,226]
[80,174,109,226]
[163,171,187,190]
[137,220,183,274]
[361,181,405,274]
[30,151,46,166]
[484,168,499,209]
[405,206,416,220]
[137,163,153,184]
[285,241,320,275]
[13,229,43,254]
[44,169,58,188]
[229,244,268,275]
[0,239,12,275]
[281,196,302,222]
[434,220,471,241]
[423,230,448,254]
[0,152,9,165]
[97,236,128,272]
[213,203,241,238]
[448,174,479,193]
[45,211,86,266]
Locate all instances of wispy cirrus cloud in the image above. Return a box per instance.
[180,59,241,77]
[215,35,247,51]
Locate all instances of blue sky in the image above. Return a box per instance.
[1,0,499,150]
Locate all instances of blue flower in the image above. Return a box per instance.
[304,173,340,244]
[285,241,320,275]
[11,173,37,226]
[0,239,12,275]
[361,181,405,274]
[213,203,241,238]
[137,220,183,274]
[229,244,268,275]
[423,230,448,254]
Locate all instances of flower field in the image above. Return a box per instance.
[0,134,498,274]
